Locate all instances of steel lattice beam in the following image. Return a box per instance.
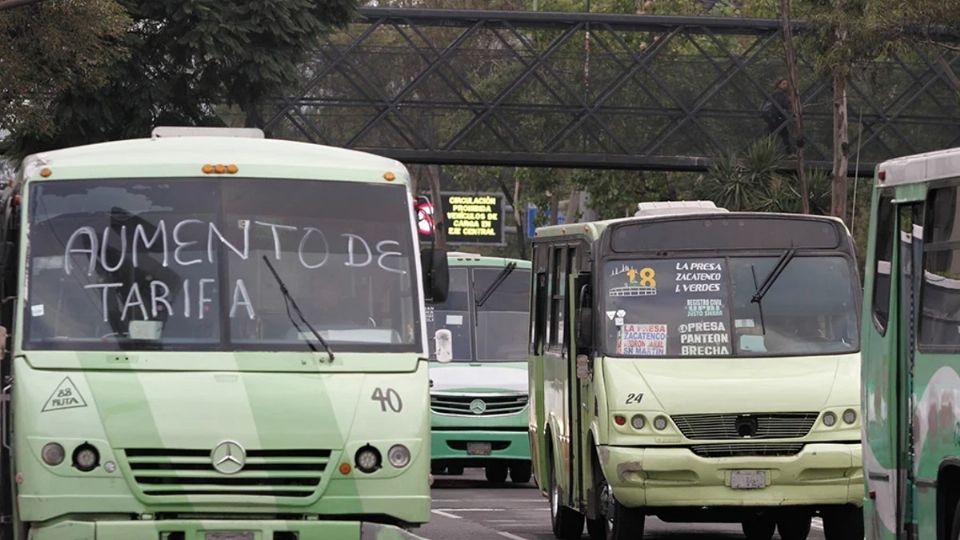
[264,8,960,176]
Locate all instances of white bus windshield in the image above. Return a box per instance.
[602,256,858,357]
[427,266,530,362]
[25,178,421,352]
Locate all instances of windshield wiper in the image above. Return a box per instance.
[262,255,335,361]
[751,248,797,305]
[476,262,517,308]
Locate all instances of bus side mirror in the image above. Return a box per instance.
[576,283,593,348]
[434,329,453,363]
[421,247,449,303]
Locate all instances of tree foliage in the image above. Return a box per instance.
[0,0,129,143]
[5,0,358,157]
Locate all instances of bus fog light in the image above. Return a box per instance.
[653,416,668,431]
[842,409,857,424]
[388,444,411,468]
[355,445,382,473]
[41,443,65,466]
[822,412,837,427]
[72,443,100,472]
[630,415,646,430]
[104,461,117,473]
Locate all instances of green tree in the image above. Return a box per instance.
[0,0,129,143]
[6,0,357,157]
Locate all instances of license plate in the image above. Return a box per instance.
[467,442,492,456]
[205,533,254,540]
[730,470,767,489]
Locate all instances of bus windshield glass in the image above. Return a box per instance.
[25,178,421,352]
[602,256,858,357]
[427,266,530,362]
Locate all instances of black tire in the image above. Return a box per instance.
[510,461,533,484]
[549,449,584,539]
[777,510,812,540]
[951,498,960,540]
[742,516,776,540]
[586,474,644,540]
[822,506,864,540]
[485,463,508,483]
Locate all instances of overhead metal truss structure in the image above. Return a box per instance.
[263,8,960,175]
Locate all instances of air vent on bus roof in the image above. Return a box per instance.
[634,200,728,217]
[151,127,265,139]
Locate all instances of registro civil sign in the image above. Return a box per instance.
[441,192,504,245]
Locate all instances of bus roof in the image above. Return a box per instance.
[876,146,960,187]
[534,211,846,243]
[19,136,410,185]
[447,252,531,269]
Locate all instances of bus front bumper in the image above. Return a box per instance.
[431,429,530,463]
[27,519,427,540]
[601,442,862,508]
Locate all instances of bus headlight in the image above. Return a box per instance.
[355,445,382,473]
[822,412,837,427]
[388,444,411,468]
[630,414,646,430]
[41,443,65,466]
[842,408,857,424]
[653,416,669,431]
[72,443,100,472]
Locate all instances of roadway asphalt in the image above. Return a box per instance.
[416,468,827,540]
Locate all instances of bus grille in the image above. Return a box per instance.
[671,413,818,440]
[122,448,331,498]
[690,443,804,458]
[430,393,528,416]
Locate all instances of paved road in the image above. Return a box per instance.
[417,469,826,540]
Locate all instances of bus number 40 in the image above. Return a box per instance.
[371,387,403,412]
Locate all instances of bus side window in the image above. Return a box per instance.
[919,186,960,350]
[871,194,894,334]
[532,245,549,355]
[548,246,567,348]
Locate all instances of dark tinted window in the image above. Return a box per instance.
[426,268,473,361]
[476,268,531,361]
[871,195,895,333]
[611,217,840,253]
[920,187,960,350]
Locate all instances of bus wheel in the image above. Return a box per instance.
[485,464,508,483]
[951,498,960,540]
[741,516,775,540]
[510,462,532,483]
[776,510,811,540]
[549,452,584,539]
[822,506,863,540]
[586,476,644,540]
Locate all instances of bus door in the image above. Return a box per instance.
[896,201,923,539]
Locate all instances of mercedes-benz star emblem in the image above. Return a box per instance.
[211,440,246,475]
[469,399,487,415]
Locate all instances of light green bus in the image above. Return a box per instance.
[426,253,532,484]
[529,202,864,540]
[0,128,447,540]
[862,147,960,539]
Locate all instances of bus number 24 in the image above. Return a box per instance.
[371,387,403,413]
[625,393,644,405]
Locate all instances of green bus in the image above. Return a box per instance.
[0,128,447,540]
[426,253,532,483]
[862,148,960,539]
[528,202,864,540]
